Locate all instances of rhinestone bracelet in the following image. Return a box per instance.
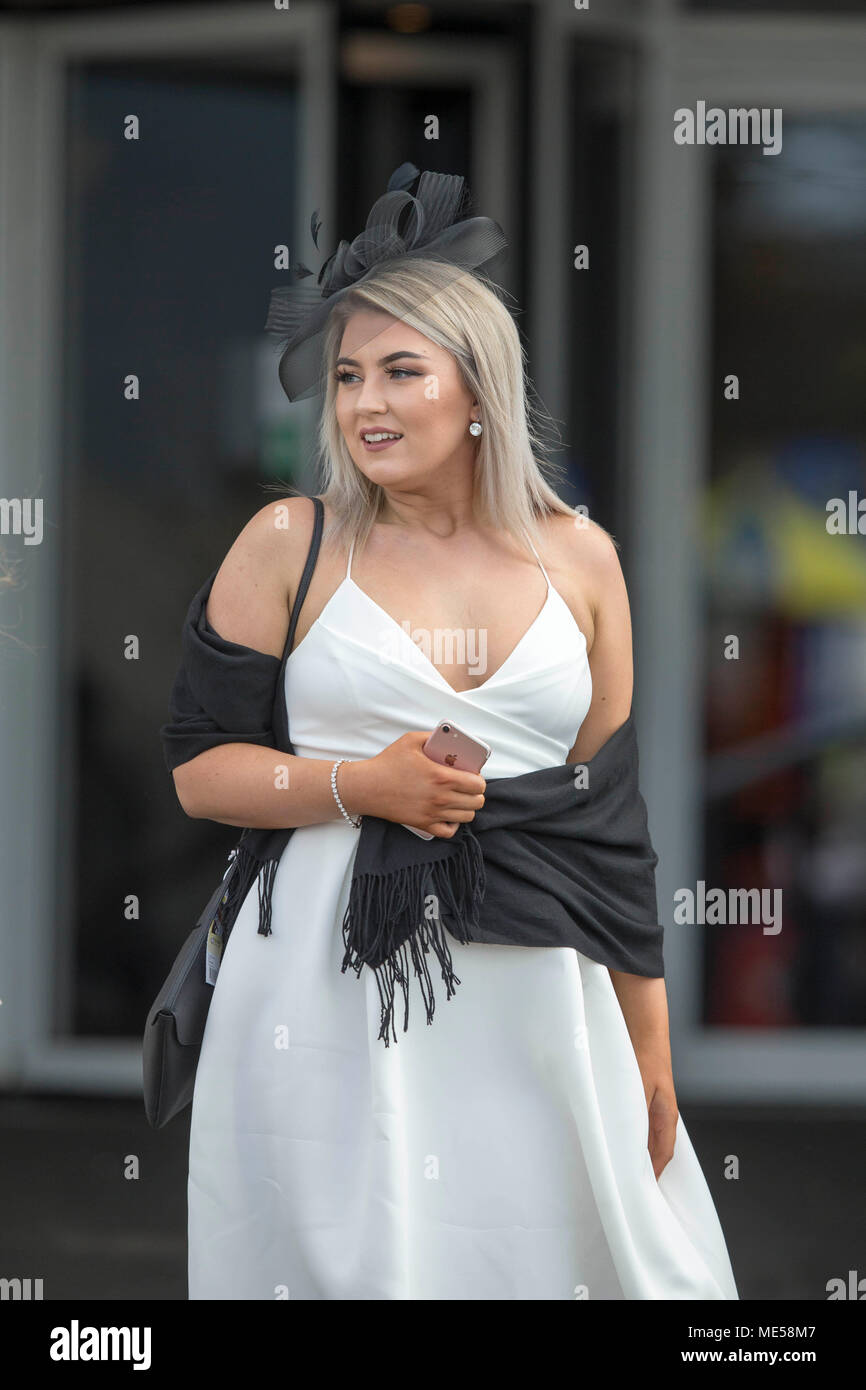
[330,758,362,828]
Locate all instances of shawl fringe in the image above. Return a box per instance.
[212,840,280,943]
[340,830,486,1045]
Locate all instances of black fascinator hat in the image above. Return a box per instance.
[263,162,509,402]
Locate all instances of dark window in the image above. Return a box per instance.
[60,62,300,1036]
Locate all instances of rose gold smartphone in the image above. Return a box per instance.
[402,720,492,840]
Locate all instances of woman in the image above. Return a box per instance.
[170,246,738,1301]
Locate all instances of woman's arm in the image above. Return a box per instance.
[604,974,678,1179]
[169,499,351,827]
[564,518,632,763]
[173,742,364,828]
[561,518,679,1180]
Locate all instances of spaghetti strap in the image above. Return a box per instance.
[524,534,552,589]
[346,537,355,580]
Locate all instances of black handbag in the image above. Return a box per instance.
[142,497,324,1129]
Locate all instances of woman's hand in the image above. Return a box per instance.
[635,1050,679,1180]
[339,731,486,838]
[606,973,678,1181]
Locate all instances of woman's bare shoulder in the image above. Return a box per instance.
[530,511,627,659]
[205,495,322,658]
[539,509,624,594]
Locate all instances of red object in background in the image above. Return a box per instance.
[734,765,806,822]
[704,843,799,1026]
[706,924,799,1026]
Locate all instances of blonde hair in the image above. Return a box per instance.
[267,257,580,558]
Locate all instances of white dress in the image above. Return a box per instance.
[187,538,739,1300]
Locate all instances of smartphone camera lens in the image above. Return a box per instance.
[442,724,451,734]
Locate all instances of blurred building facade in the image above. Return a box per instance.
[1,0,865,1106]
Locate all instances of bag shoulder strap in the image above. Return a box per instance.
[234,497,324,847]
[283,495,324,662]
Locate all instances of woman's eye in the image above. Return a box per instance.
[334,367,417,384]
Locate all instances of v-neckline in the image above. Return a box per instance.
[344,574,552,697]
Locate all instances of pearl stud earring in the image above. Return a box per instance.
[469,420,483,437]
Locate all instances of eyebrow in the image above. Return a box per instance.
[335,350,430,367]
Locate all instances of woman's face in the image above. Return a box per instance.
[333,308,478,485]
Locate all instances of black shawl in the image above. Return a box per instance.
[161,557,664,1046]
